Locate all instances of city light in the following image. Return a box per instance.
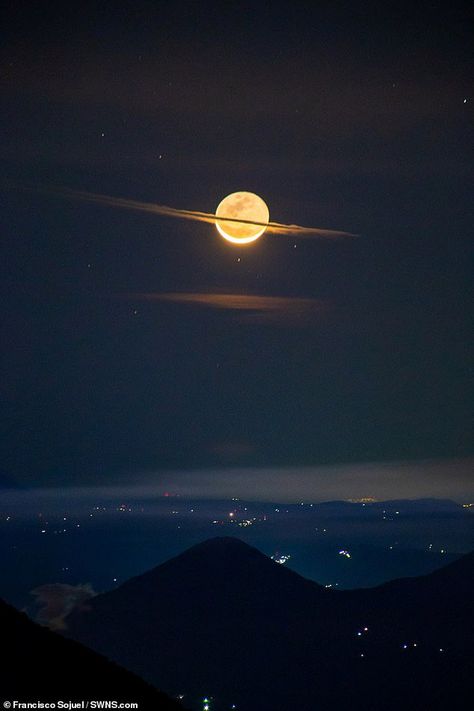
[271,553,291,565]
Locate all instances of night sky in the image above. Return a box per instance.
[1,1,472,491]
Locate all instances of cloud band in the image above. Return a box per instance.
[46,187,355,238]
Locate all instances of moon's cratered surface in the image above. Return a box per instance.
[215,192,270,244]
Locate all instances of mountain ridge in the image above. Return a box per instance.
[64,537,474,710]
[0,597,185,709]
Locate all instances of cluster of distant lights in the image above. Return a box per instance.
[354,627,447,658]
[1,499,457,563]
[37,515,82,535]
[382,509,401,520]
[271,553,291,565]
[117,503,133,513]
[188,697,236,711]
[3,497,469,527]
[356,626,369,654]
[177,628,448,705]
[212,511,267,526]
[3,507,453,561]
[399,642,445,654]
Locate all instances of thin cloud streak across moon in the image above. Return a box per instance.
[47,187,355,238]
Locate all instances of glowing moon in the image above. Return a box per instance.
[215,192,269,244]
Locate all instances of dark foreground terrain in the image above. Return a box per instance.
[1,598,185,710]
[63,537,474,711]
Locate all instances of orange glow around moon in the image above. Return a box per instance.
[215,192,269,244]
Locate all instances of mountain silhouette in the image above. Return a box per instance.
[65,537,474,711]
[1,598,185,709]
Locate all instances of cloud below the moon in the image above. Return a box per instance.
[127,291,330,325]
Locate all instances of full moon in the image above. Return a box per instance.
[215,192,269,244]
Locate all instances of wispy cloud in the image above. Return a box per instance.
[30,583,96,631]
[129,291,330,325]
[41,187,355,238]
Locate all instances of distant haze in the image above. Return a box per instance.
[2,457,472,506]
[140,457,474,502]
